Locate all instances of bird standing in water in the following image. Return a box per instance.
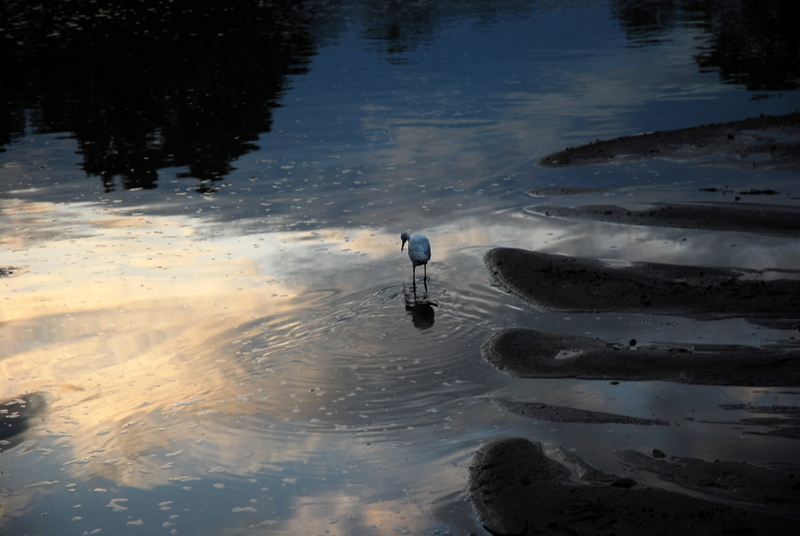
[400,232,431,291]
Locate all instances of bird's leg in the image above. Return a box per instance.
[423,264,428,292]
[412,265,417,292]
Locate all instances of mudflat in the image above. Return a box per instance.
[470,113,800,535]
[484,248,800,323]
[482,327,800,386]
[469,438,800,536]
[537,112,800,171]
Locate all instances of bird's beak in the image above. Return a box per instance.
[401,238,407,251]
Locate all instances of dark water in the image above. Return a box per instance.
[2,1,799,534]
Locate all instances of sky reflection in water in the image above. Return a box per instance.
[2,1,800,535]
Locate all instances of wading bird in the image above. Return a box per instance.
[400,232,431,290]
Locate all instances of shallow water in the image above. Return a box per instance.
[2,1,800,534]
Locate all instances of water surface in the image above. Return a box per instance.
[2,1,799,534]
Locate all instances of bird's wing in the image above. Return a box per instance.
[408,236,431,262]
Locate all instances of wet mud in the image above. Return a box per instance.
[485,248,800,324]
[717,403,800,440]
[537,112,800,171]
[469,438,799,536]
[616,448,800,513]
[528,186,608,197]
[0,266,25,278]
[473,117,800,533]
[474,247,800,530]
[482,327,800,386]
[526,202,800,236]
[493,398,668,425]
[0,393,47,451]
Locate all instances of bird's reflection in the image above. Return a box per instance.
[403,284,437,329]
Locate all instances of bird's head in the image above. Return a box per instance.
[400,232,411,251]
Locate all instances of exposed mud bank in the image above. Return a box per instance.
[616,448,800,512]
[482,328,800,386]
[525,202,800,236]
[493,398,668,425]
[469,438,799,536]
[528,186,608,197]
[0,393,47,451]
[0,266,25,278]
[485,248,800,324]
[537,112,800,171]
[718,403,800,439]
[474,241,800,531]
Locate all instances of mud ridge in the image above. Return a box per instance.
[485,248,800,323]
[494,398,668,425]
[525,202,800,236]
[469,437,799,536]
[616,448,800,513]
[482,328,800,386]
[537,112,800,171]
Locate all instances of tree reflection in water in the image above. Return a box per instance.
[612,0,800,91]
[1,0,796,193]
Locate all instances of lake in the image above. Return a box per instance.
[2,1,799,534]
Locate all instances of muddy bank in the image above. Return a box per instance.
[494,399,668,425]
[717,403,800,440]
[0,266,24,278]
[482,328,800,385]
[537,112,800,171]
[528,186,607,197]
[0,393,47,451]
[469,438,799,536]
[616,449,800,513]
[525,202,800,236]
[485,248,800,322]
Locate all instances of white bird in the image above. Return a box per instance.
[400,232,431,290]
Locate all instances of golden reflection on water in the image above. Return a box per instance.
[0,198,492,533]
[0,198,472,512]
[1,200,310,491]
